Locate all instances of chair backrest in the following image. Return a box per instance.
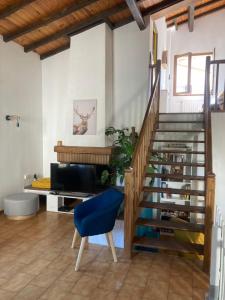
[96,188,124,209]
[74,188,124,237]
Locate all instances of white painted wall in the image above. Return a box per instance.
[113,21,150,131]
[42,24,113,176]
[167,8,225,112]
[210,112,225,290]
[212,112,225,219]
[0,38,42,209]
[154,17,167,90]
[42,22,151,175]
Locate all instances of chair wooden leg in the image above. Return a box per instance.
[71,228,78,249]
[105,233,110,247]
[107,232,118,263]
[75,237,87,271]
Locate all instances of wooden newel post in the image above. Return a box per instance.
[124,168,134,258]
[204,173,216,273]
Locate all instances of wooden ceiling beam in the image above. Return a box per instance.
[69,19,106,36]
[24,2,128,53]
[4,0,98,42]
[151,0,199,20]
[188,4,194,32]
[114,0,184,29]
[40,41,71,60]
[166,0,221,22]
[167,3,225,27]
[0,0,36,19]
[125,0,146,30]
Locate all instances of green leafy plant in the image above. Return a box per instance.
[105,126,137,185]
[147,153,164,186]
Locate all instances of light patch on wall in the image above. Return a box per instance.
[73,99,97,135]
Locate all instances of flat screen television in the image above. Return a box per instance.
[50,163,110,193]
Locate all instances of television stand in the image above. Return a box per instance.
[47,193,93,214]
[56,191,93,198]
[24,186,93,214]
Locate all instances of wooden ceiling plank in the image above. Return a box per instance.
[142,0,184,17]
[125,0,146,30]
[166,0,221,22]
[167,2,225,27]
[151,0,199,20]
[4,0,98,42]
[40,41,71,60]
[114,0,184,29]
[0,0,36,19]
[24,2,128,52]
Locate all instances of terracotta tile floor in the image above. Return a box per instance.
[0,210,209,300]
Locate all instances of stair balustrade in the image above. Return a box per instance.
[124,59,161,257]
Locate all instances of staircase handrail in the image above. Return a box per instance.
[124,59,161,257]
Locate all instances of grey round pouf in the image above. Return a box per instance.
[4,193,39,220]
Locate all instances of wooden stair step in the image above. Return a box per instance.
[145,173,205,181]
[151,150,205,155]
[153,139,205,143]
[136,218,205,232]
[133,236,204,255]
[149,160,205,167]
[143,187,205,196]
[155,130,205,133]
[140,200,205,213]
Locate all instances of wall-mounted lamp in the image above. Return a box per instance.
[5,115,20,127]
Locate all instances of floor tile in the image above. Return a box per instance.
[71,275,102,297]
[13,284,46,299]
[0,288,15,299]
[30,267,62,288]
[40,280,75,300]
[22,258,51,275]
[169,275,193,297]
[117,283,145,300]
[193,271,209,289]
[168,292,192,300]
[98,271,125,291]
[0,211,209,300]
[193,288,207,300]
[2,272,34,292]
[144,280,169,300]
[90,288,118,300]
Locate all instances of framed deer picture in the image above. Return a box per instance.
[73,99,97,135]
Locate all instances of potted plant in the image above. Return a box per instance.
[104,126,138,186]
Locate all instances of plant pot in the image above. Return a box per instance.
[116,175,124,187]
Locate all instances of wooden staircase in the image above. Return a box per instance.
[133,113,206,254]
[124,58,215,273]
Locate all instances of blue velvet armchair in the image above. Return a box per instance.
[71,188,124,271]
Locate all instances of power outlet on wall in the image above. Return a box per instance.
[24,174,35,186]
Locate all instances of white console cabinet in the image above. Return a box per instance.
[46,194,64,212]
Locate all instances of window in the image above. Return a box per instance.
[174,52,213,96]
